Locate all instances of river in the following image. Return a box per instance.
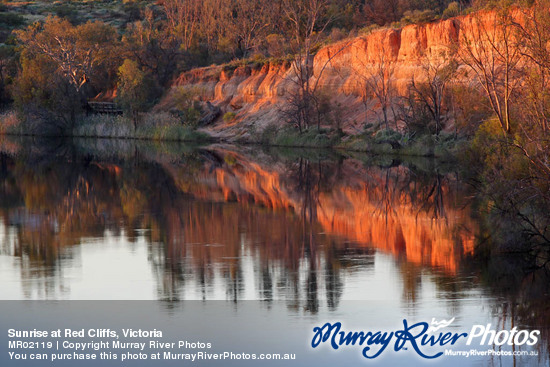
[0,137,548,366]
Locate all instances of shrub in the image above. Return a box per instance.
[170,86,202,127]
[470,118,504,166]
[443,2,461,19]
[400,10,438,25]
[53,4,79,23]
[260,124,279,144]
[329,28,346,43]
[265,34,286,58]
[374,129,402,143]
[0,13,25,28]
[358,24,381,36]
[116,59,160,128]
[223,111,237,123]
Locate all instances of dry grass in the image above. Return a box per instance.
[74,112,212,142]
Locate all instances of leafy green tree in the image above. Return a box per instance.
[12,52,81,132]
[13,17,120,128]
[116,59,160,130]
[16,16,119,95]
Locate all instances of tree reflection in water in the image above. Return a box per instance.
[0,138,548,352]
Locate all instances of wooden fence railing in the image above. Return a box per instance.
[87,101,123,115]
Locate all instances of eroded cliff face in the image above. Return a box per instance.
[162,61,297,137]
[161,10,519,137]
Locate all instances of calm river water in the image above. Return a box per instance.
[0,138,548,366]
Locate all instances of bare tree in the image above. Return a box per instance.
[511,1,550,176]
[409,53,457,135]
[282,0,332,132]
[354,50,396,130]
[123,9,183,86]
[199,0,230,53]
[460,6,550,177]
[459,7,523,136]
[231,0,272,57]
[161,0,202,51]
[515,1,550,135]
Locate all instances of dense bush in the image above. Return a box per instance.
[374,129,402,143]
[442,2,461,18]
[0,13,25,28]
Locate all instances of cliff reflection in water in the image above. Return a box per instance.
[2,139,550,362]
[0,140,477,305]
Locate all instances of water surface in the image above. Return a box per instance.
[0,138,548,366]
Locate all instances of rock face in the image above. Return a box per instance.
[199,101,221,126]
[160,9,522,136]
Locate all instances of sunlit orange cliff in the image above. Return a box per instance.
[160,9,528,138]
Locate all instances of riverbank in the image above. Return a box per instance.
[0,110,213,143]
[0,109,466,159]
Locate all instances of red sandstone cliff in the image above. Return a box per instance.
[160,9,526,138]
